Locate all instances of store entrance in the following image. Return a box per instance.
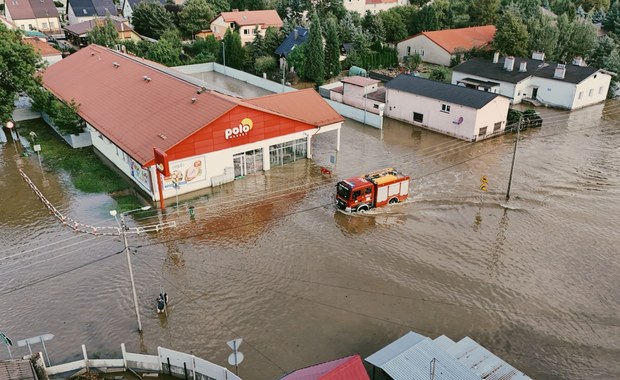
[233,149,264,179]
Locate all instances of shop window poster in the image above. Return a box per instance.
[164,157,207,189]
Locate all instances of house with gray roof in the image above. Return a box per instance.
[66,0,118,25]
[120,0,165,23]
[384,74,510,141]
[452,52,613,110]
[275,26,308,58]
[366,331,532,380]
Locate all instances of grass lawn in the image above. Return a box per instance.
[17,118,144,210]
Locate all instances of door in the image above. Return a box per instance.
[532,87,539,99]
[233,153,246,178]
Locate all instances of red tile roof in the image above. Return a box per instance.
[41,45,342,166]
[278,355,370,380]
[244,89,344,127]
[22,37,61,57]
[409,25,496,54]
[219,10,283,27]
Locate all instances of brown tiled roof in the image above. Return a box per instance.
[219,10,283,27]
[5,0,59,20]
[404,25,496,54]
[244,89,344,127]
[22,37,61,57]
[42,45,238,165]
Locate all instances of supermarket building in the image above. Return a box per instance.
[41,45,344,202]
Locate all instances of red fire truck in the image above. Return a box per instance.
[335,168,410,212]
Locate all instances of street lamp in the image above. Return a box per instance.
[110,205,151,333]
[221,41,226,75]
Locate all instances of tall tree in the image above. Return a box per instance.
[324,17,341,78]
[604,1,620,33]
[132,2,175,40]
[362,10,386,46]
[178,0,215,39]
[378,9,408,43]
[565,18,597,60]
[222,29,245,69]
[230,0,266,10]
[263,27,284,56]
[469,0,500,25]
[0,24,42,123]
[207,0,230,14]
[590,35,617,68]
[146,29,183,66]
[303,13,325,85]
[526,14,558,59]
[87,15,120,47]
[492,10,529,57]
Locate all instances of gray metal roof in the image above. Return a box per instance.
[365,332,532,380]
[453,57,600,85]
[385,74,502,109]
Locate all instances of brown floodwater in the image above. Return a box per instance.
[1,92,619,379]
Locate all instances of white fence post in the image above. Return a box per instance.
[81,345,89,371]
[121,343,127,369]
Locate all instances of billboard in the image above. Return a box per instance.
[163,157,207,189]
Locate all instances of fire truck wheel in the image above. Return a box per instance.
[389,198,399,204]
[357,206,368,213]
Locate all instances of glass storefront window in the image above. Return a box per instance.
[270,138,307,166]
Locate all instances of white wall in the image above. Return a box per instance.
[531,72,610,110]
[344,0,407,15]
[397,35,451,66]
[384,88,509,141]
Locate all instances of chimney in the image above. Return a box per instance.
[554,64,566,79]
[519,61,527,72]
[532,51,545,61]
[572,56,584,66]
[493,51,499,64]
[293,28,298,40]
[504,56,515,71]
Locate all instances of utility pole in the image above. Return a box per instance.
[221,42,226,75]
[110,206,152,333]
[506,116,522,200]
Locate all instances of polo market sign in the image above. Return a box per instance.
[226,118,253,140]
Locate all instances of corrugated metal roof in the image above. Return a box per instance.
[0,359,37,380]
[385,74,502,109]
[366,332,532,380]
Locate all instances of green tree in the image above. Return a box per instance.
[87,15,119,47]
[132,2,175,40]
[527,14,558,59]
[231,0,265,11]
[493,11,529,57]
[580,0,611,12]
[263,27,284,56]
[604,1,620,33]
[51,99,85,135]
[287,42,305,79]
[566,19,597,60]
[429,67,449,82]
[178,0,215,39]
[206,0,230,14]
[469,0,500,25]
[222,29,245,69]
[0,24,42,123]
[362,10,386,46]
[254,56,276,74]
[303,13,325,85]
[404,53,422,71]
[324,17,341,78]
[146,29,183,66]
[378,9,408,43]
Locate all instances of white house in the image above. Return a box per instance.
[452,53,613,110]
[210,10,283,46]
[4,0,63,38]
[344,0,408,16]
[384,74,510,141]
[396,25,496,66]
[329,76,385,116]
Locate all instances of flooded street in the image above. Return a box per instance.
[1,93,619,379]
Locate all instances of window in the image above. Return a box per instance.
[441,104,451,113]
[406,46,411,55]
[50,21,55,28]
[42,22,48,29]
[352,190,361,199]
[578,91,583,99]
[413,112,423,123]
[269,138,307,166]
[599,86,604,94]
[373,104,379,109]
[478,127,487,137]
[243,29,250,35]
[230,23,235,28]
[589,89,593,97]
[493,122,502,132]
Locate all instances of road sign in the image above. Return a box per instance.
[34,144,41,152]
[17,334,54,347]
[227,338,242,351]
[228,352,244,366]
[481,176,488,183]
[480,183,487,191]
[0,331,12,346]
